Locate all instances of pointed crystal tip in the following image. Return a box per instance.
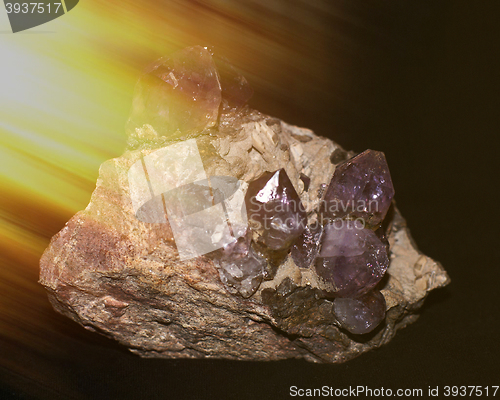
[128,46,253,141]
[245,169,307,251]
[321,149,395,227]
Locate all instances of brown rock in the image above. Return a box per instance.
[39,109,449,362]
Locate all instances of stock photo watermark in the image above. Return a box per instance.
[3,0,79,32]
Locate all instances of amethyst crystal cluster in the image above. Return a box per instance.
[221,149,395,335]
[132,46,397,335]
[39,45,449,362]
[218,169,307,296]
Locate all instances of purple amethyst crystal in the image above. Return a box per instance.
[291,222,323,269]
[217,233,267,298]
[314,220,389,298]
[245,169,307,251]
[375,226,390,254]
[333,290,386,334]
[321,150,394,227]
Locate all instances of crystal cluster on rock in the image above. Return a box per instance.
[39,46,450,363]
[232,148,394,333]
[216,168,307,297]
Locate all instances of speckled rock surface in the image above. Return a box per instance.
[39,109,449,362]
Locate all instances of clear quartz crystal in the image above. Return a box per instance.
[128,46,222,140]
[128,46,253,142]
[217,233,267,298]
[291,222,323,269]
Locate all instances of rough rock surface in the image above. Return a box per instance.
[39,108,449,363]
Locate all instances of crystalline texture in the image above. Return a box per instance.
[314,220,389,298]
[245,169,306,251]
[128,46,253,141]
[214,55,254,109]
[333,290,386,334]
[217,233,266,298]
[291,222,323,269]
[128,46,221,140]
[321,150,394,227]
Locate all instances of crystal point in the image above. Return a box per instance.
[321,150,394,226]
[129,46,222,140]
[245,169,306,251]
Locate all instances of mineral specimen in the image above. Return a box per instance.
[39,46,449,363]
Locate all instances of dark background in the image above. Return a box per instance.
[1,0,499,398]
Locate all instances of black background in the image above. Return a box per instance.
[1,0,499,398]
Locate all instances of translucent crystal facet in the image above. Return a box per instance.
[321,150,394,227]
[128,46,254,141]
[214,56,254,109]
[333,290,386,334]
[128,46,222,140]
[314,220,389,298]
[291,222,323,269]
[217,233,266,298]
[245,169,306,251]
